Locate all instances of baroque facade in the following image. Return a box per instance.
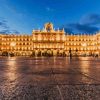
[0,22,100,56]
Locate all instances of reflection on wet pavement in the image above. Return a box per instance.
[0,57,100,100]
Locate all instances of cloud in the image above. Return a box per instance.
[80,14,100,25]
[60,26,74,34]
[2,0,25,18]
[0,18,20,34]
[67,23,99,34]
[62,14,100,34]
[0,30,10,34]
[0,18,9,29]
[11,30,20,34]
[46,7,53,12]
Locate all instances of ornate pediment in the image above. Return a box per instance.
[44,22,54,32]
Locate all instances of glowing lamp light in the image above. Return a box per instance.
[81,43,87,47]
[10,42,16,47]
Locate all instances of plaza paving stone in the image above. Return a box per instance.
[0,57,100,100]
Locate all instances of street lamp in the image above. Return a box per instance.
[69,48,72,59]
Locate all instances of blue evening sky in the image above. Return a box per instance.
[0,0,100,34]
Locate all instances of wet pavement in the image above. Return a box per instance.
[0,57,100,100]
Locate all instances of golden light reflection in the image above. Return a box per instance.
[79,57,92,84]
[79,57,90,73]
[6,57,17,81]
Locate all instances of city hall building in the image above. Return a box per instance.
[0,22,100,56]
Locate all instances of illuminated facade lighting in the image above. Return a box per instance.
[0,22,100,56]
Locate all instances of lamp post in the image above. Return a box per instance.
[69,48,72,59]
[75,48,78,57]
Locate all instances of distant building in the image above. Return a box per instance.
[0,22,100,56]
